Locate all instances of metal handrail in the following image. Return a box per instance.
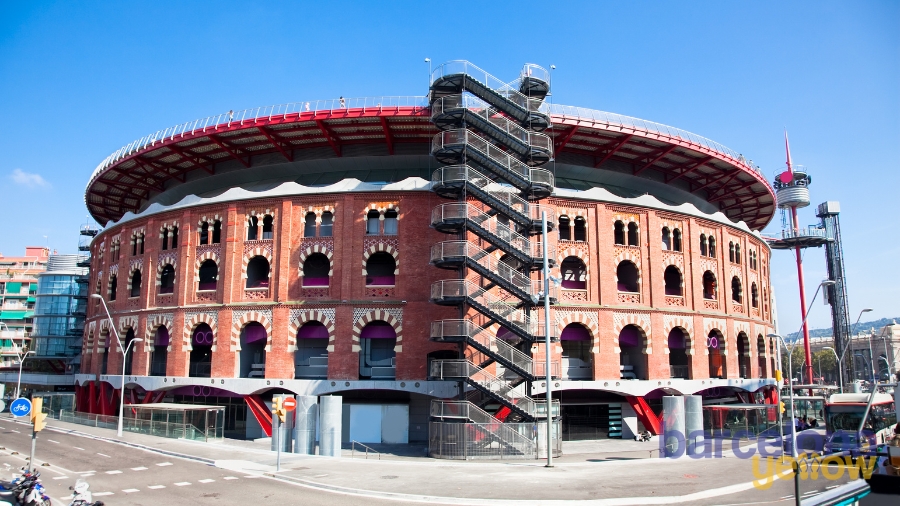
[350,440,381,460]
[430,202,555,260]
[430,280,556,339]
[431,94,553,154]
[431,319,560,375]
[430,60,546,113]
[433,129,533,181]
[778,227,829,240]
[432,165,556,222]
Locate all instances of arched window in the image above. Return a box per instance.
[366,210,380,235]
[735,244,741,264]
[302,253,330,287]
[616,261,639,293]
[130,270,142,298]
[171,226,178,248]
[247,216,259,241]
[212,220,222,244]
[751,282,759,308]
[729,242,735,262]
[239,322,267,378]
[132,237,138,256]
[359,321,396,379]
[763,288,768,312]
[295,321,329,379]
[614,220,625,245]
[189,323,213,377]
[708,330,725,378]
[737,333,750,378]
[560,323,591,379]
[560,257,587,290]
[123,328,136,376]
[673,229,682,252]
[109,274,117,301]
[627,222,639,246]
[702,271,717,300]
[139,233,144,254]
[150,326,169,376]
[663,265,682,296]
[199,222,209,245]
[757,334,767,378]
[198,260,218,291]
[159,265,175,294]
[246,256,270,289]
[304,212,317,237]
[573,217,587,242]
[558,216,571,241]
[320,212,334,237]
[262,215,274,240]
[100,329,110,375]
[619,325,647,380]
[161,230,169,250]
[668,328,690,379]
[699,234,708,257]
[709,237,716,258]
[365,252,396,286]
[661,227,671,251]
[383,209,398,235]
[731,276,743,303]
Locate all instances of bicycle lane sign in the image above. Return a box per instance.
[10,398,32,418]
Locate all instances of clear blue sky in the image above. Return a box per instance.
[1,1,897,333]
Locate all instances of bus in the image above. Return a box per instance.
[824,393,898,453]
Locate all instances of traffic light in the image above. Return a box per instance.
[31,397,47,432]
[779,401,786,414]
[272,397,286,423]
[774,370,783,382]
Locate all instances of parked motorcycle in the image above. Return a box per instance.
[19,479,50,506]
[68,480,104,506]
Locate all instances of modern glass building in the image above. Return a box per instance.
[30,255,88,370]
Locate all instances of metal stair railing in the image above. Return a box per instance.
[431,94,553,160]
[430,400,535,454]
[430,280,557,340]
[431,241,557,303]
[431,319,560,378]
[432,129,543,190]
[430,60,548,118]
[432,165,555,228]
[431,203,555,262]
[430,359,536,416]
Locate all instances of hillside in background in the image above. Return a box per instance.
[786,317,898,341]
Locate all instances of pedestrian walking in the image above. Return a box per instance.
[339,96,346,108]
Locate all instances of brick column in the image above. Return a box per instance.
[212,307,236,377]
[330,305,358,380]
[266,306,293,379]
[169,310,189,377]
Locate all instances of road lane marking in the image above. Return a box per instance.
[122,489,140,493]
[47,440,60,444]
[314,474,328,478]
[198,479,215,483]
[73,447,85,451]
[97,453,111,458]
[131,466,148,471]
[156,462,173,466]
[174,482,191,486]
[10,430,19,433]
[106,470,123,474]
[223,476,239,480]
[52,476,69,480]
[244,474,262,478]
[94,492,114,497]
[148,485,165,489]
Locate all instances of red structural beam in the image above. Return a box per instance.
[258,126,294,163]
[209,136,250,168]
[633,145,678,176]
[316,120,342,157]
[625,396,662,435]
[379,117,394,155]
[593,134,634,168]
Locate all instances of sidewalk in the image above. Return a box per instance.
[17,415,824,504]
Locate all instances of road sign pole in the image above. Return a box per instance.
[28,426,36,472]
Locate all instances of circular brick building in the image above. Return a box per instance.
[77,61,777,445]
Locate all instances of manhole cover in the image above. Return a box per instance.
[381,475,399,479]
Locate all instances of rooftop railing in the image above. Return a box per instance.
[87,96,766,192]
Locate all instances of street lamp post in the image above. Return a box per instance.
[770,333,798,459]
[849,308,873,382]
[880,328,894,379]
[823,347,842,393]
[91,294,143,437]
[4,321,35,399]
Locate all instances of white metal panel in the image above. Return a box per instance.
[349,404,382,443]
[381,405,409,444]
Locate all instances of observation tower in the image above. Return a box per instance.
[767,134,831,384]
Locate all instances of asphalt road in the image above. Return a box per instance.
[0,421,395,506]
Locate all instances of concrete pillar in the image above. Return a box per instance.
[663,396,685,458]
[684,395,704,456]
[320,396,342,457]
[294,395,318,455]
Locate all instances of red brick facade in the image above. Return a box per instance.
[82,191,774,382]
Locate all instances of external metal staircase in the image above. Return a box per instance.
[427,61,561,459]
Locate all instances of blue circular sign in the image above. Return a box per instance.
[10,398,31,418]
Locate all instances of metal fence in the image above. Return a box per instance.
[58,410,208,441]
[428,420,561,460]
